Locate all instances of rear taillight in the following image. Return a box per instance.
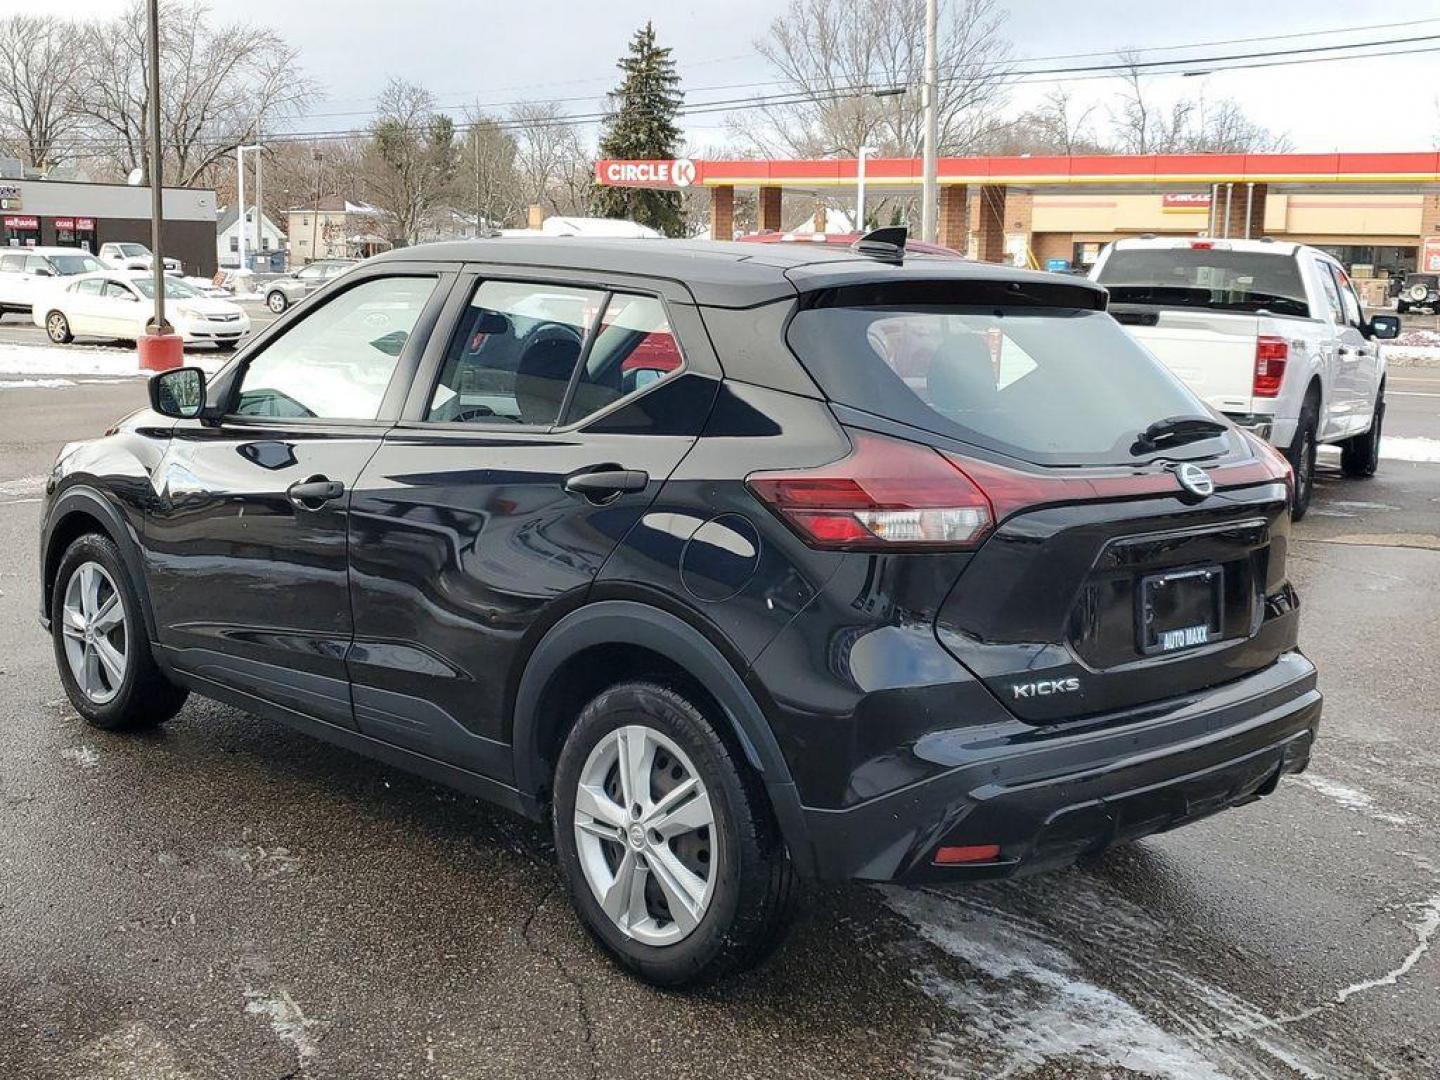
[745,431,995,550]
[1253,336,1288,398]
[1241,429,1295,506]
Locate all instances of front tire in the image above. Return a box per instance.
[266,290,288,314]
[1341,384,1385,478]
[1286,396,1319,521]
[552,681,797,987]
[45,310,73,344]
[51,533,187,730]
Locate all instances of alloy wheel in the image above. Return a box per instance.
[267,292,286,313]
[47,313,68,342]
[573,724,718,946]
[60,561,128,704]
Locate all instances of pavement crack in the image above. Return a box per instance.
[519,882,600,1080]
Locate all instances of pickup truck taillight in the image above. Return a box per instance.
[1253,336,1288,398]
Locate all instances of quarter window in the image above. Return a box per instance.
[561,294,683,425]
[234,276,436,420]
[426,281,604,426]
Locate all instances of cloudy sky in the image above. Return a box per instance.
[34,0,1440,155]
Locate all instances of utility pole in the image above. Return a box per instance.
[312,149,323,261]
[145,0,170,336]
[920,0,939,244]
[255,144,264,264]
[474,125,482,237]
[236,147,246,272]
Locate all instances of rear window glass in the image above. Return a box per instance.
[786,305,1224,466]
[1097,248,1309,318]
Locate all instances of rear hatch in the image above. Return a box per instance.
[780,275,1295,725]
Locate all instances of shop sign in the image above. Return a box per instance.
[76,217,95,230]
[54,217,75,230]
[3,215,39,230]
[595,158,697,188]
[1422,236,1440,274]
[1162,192,1212,212]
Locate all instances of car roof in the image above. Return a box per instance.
[1107,236,1304,257]
[4,246,97,257]
[370,237,1103,308]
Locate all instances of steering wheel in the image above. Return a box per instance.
[453,404,497,423]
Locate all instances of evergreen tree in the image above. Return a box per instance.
[591,22,686,237]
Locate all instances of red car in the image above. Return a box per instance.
[737,231,963,257]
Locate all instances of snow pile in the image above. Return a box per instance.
[0,341,227,380]
[1381,436,1440,464]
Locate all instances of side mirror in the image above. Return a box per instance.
[1367,314,1401,340]
[32,267,53,277]
[148,366,207,419]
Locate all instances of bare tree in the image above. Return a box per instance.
[71,0,315,185]
[460,108,523,229]
[1109,52,1286,155]
[510,101,591,216]
[980,86,1105,155]
[736,0,1011,158]
[362,79,458,246]
[0,15,83,171]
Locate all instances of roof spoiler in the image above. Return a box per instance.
[851,226,907,262]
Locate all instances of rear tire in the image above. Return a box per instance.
[552,681,797,987]
[1286,395,1319,522]
[1397,300,1410,314]
[51,533,187,731]
[45,310,73,344]
[1341,384,1385,478]
[266,290,288,314]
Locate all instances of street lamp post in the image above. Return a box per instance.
[856,147,875,232]
[138,0,181,371]
[235,144,261,271]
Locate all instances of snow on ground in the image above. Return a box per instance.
[1380,436,1440,464]
[0,341,227,380]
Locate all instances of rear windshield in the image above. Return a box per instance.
[1097,248,1309,318]
[51,254,104,275]
[786,305,1226,466]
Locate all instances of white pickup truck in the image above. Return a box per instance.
[1092,237,1399,518]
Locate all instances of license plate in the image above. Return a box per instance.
[1138,566,1223,656]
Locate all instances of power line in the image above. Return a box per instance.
[41,29,1440,154]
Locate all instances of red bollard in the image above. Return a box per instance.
[137,333,185,372]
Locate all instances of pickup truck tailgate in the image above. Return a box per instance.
[1112,307,1260,416]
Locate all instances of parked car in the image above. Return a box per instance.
[98,242,182,274]
[0,246,106,315]
[264,258,358,313]
[1395,272,1439,313]
[40,235,1306,988]
[1091,237,1397,518]
[34,270,250,348]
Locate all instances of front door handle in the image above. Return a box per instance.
[563,468,649,501]
[287,476,345,510]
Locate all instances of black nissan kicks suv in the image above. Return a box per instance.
[40,235,1315,986]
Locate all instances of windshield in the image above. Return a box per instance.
[132,277,198,299]
[50,254,104,275]
[786,304,1228,466]
[1097,248,1309,318]
[115,244,148,257]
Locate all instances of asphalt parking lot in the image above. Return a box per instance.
[1,363,1437,1079]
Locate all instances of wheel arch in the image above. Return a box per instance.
[41,486,157,642]
[510,600,816,875]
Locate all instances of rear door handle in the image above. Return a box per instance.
[563,468,649,501]
[287,476,345,509]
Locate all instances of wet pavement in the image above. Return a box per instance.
[1,379,1437,1079]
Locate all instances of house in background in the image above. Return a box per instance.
[217,205,287,271]
[287,196,392,264]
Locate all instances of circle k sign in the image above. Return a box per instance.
[598,158,698,189]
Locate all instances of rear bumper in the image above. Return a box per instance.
[798,651,1319,883]
[1224,411,1296,451]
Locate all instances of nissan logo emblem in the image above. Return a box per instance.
[1174,462,1214,498]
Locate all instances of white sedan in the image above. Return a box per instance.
[33,271,250,349]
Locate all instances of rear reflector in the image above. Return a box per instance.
[934,844,1002,865]
[1253,336,1288,398]
[746,431,995,551]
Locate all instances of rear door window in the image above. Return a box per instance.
[786,301,1224,466]
[561,293,683,424]
[1097,247,1309,318]
[426,281,604,426]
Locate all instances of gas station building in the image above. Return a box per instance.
[595,152,1440,280]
